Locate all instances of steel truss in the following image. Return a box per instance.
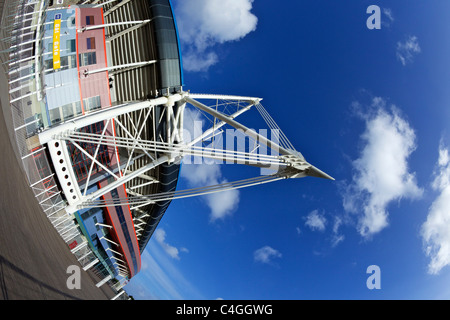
[40,92,333,213]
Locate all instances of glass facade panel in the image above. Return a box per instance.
[61,103,75,120]
[60,54,77,69]
[67,39,76,53]
[49,108,61,125]
[75,101,82,115]
[150,0,171,6]
[79,52,97,66]
[87,37,96,50]
[83,95,101,112]
[153,17,174,30]
[44,59,53,70]
[159,59,181,89]
[86,16,95,25]
[150,3,172,17]
[149,2,183,92]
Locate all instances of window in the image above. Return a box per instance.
[86,16,94,25]
[83,95,101,112]
[69,17,76,28]
[66,39,76,53]
[49,108,62,125]
[86,37,96,50]
[93,216,100,231]
[75,101,82,116]
[44,59,53,70]
[60,55,77,69]
[61,103,75,121]
[79,52,97,66]
[70,55,77,68]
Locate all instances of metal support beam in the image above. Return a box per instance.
[66,155,169,213]
[96,275,112,288]
[38,98,171,145]
[104,0,132,16]
[184,96,334,180]
[110,256,127,265]
[112,290,127,300]
[185,96,291,156]
[93,0,117,7]
[83,61,156,76]
[83,258,100,271]
[101,236,119,247]
[79,20,151,33]
[188,93,261,103]
[96,223,113,229]
[188,103,253,147]
[106,247,123,257]
[107,20,151,41]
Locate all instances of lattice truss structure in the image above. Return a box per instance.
[39,93,333,242]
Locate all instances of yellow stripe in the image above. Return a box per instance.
[53,19,61,70]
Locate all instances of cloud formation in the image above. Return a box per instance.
[304,210,327,232]
[396,35,421,66]
[331,216,345,247]
[180,163,240,221]
[253,246,282,264]
[382,8,394,27]
[343,97,423,238]
[154,228,187,260]
[421,143,450,274]
[173,0,258,72]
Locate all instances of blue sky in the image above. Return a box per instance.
[125,0,450,299]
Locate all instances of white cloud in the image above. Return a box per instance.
[182,50,219,73]
[343,98,423,238]
[205,182,240,221]
[382,8,394,27]
[181,164,240,221]
[396,35,421,66]
[304,210,327,232]
[253,246,282,264]
[331,216,345,247]
[299,210,347,247]
[421,143,450,274]
[154,229,185,260]
[181,160,221,186]
[173,0,258,72]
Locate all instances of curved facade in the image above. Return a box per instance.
[104,0,183,253]
[3,0,183,284]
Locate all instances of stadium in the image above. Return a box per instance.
[0,0,332,298]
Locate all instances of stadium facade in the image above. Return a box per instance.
[3,0,183,290]
[1,0,332,296]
